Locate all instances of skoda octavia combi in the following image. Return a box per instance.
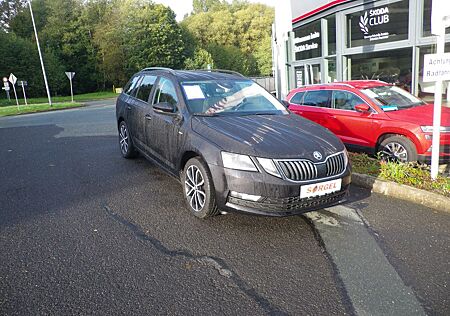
[116,68,351,218]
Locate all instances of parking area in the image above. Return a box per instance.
[0,101,448,315]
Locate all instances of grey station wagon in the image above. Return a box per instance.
[116,68,351,218]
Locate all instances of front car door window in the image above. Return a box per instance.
[153,77,179,111]
[333,90,366,111]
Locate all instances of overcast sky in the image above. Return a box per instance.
[153,0,275,21]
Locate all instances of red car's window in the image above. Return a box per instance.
[303,90,331,108]
[332,91,365,111]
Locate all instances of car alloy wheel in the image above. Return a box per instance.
[182,157,219,218]
[185,165,206,212]
[379,135,417,163]
[118,121,137,159]
[119,123,129,156]
[381,142,408,163]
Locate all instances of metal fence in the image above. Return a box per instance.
[251,76,275,94]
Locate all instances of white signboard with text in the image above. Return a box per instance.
[423,53,450,82]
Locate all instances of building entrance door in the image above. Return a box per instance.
[294,63,321,87]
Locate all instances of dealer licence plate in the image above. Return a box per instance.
[300,178,342,199]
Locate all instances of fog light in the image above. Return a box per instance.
[230,191,262,201]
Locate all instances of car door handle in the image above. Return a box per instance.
[145,114,152,120]
[127,106,131,110]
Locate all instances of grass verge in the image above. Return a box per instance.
[0,102,83,117]
[349,152,450,197]
[0,91,117,107]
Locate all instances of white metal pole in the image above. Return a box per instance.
[28,0,52,106]
[430,33,444,180]
[12,83,19,108]
[22,82,28,105]
[69,76,74,102]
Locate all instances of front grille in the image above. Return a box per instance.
[276,160,318,181]
[326,153,346,176]
[274,152,346,182]
[228,189,347,213]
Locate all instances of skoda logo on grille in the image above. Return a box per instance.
[313,151,323,161]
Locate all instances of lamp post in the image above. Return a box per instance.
[28,0,52,106]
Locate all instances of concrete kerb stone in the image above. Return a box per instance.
[352,173,450,213]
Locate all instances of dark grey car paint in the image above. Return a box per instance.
[191,114,343,160]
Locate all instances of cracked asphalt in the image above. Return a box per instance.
[0,100,448,315]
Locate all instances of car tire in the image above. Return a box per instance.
[118,120,137,159]
[182,157,219,219]
[378,135,418,163]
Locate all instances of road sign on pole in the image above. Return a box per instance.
[2,77,10,101]
[429,0,450,180]
[19,81,28,105]
[65,72,75,102]
[9,73,19,108]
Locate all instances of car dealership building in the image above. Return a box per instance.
[272,0,450,101]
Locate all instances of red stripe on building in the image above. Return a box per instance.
[292,0,353,24]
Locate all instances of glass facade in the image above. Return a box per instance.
[293,20,322,60]
[346,0,409,48]
[289,0,450,103]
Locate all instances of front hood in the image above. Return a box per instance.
[191,114,344,160]
[385,104,450,126]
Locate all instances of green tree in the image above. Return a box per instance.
[182,2,274,76]
[0,0,26,31]
[184,48,214,70]
[0,31,64,98]
[93,0,186,87]
[192,0,226,14]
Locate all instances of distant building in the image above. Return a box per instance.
[272,0,450,102]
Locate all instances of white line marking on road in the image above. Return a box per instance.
[307,205,426,316]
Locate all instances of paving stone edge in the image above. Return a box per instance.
[352,173,450,213]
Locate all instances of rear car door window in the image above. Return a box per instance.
[153,77,179,108]
[290,92,305,105]
[136,75,157,102]
[333,91,366,111]
[302,90,331,108]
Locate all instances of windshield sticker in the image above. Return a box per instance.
[183,85,205,100]
[381,105,398,111]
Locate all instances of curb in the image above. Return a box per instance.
[352,173,450,213]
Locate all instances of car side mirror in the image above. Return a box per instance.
[354,103,370,112]
[153,102,176,114]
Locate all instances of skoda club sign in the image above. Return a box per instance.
[359,7,390,41]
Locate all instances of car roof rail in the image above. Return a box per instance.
[196,68,246,78]
[141,67,176,74]
[299,82,355,89]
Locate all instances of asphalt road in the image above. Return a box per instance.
[0,101,448,315]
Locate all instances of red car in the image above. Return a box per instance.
[286,80,450,163]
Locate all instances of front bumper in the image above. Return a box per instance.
[209,164,351,217]
[418,145,450,164]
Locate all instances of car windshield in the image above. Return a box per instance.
[181,79,287,116]
[360,85,426,111]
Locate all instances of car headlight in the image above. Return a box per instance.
[343,148,349,167]
[221,152,258,171]
[256,158,282,178]
[420,126,450,133]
